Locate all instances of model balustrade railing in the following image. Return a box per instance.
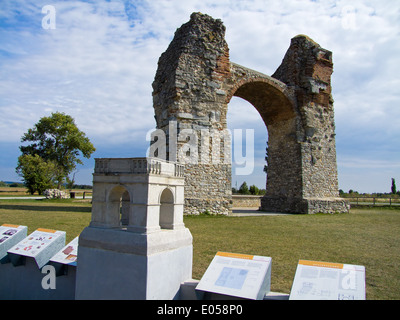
[94,157,184,177]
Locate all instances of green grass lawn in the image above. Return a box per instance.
[0,199,92,243]
[1,199,399,300]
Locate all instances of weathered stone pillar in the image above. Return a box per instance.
[268,35,350,213]
[152,13,232,215]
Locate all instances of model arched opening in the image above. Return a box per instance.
[108,185,130,228]
[159,188,174,229]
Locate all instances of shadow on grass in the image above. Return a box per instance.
[0,203,91,213]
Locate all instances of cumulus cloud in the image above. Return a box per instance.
[0,0,162,145]
[0,0,399,191]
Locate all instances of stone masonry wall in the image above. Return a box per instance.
[272,35,341,200]
[231,195,262,208]
[152,13,232,215]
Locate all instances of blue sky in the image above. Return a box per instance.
[0,0,399,193]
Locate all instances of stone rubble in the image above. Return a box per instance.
[43,189,70,199]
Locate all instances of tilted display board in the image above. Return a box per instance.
[289,260,366,300]
[0,224,28,261]
[50,236,79,266]
[196,252,272,300]
[8,228,66,268]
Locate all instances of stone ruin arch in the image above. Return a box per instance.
[151,12,349,214]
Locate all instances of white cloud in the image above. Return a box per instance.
[0,0,162,146]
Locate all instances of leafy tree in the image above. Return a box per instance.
[391,178,397,194]
[249,185,259,195]
[16,154,60,194]
[18,112,96,188]
[239,182,250,195]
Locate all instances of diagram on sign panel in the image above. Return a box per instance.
[215,267,249,290]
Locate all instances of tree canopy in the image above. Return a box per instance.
[17,112,95,191]
[16,154,60,195]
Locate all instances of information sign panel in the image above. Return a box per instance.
[0,224,28,261]
[289,260,366,300]
[196,252,272,300]
[8,228,66,268]
[50,236,79,266]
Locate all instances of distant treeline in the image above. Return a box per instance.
[0,181,25,188]
[232,182,266,196]
[339,189,400,198]
[0,181,92,190]
[70,184,93,190]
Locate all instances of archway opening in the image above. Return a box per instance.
[120,190,130,227]
[108,185,130,228]
[227,80,297,200]
[160,188,174,229]
[227,96,268,194]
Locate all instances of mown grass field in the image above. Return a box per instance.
[0,187,35,196]
[0,198,399,300]
[0,187,92,197]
